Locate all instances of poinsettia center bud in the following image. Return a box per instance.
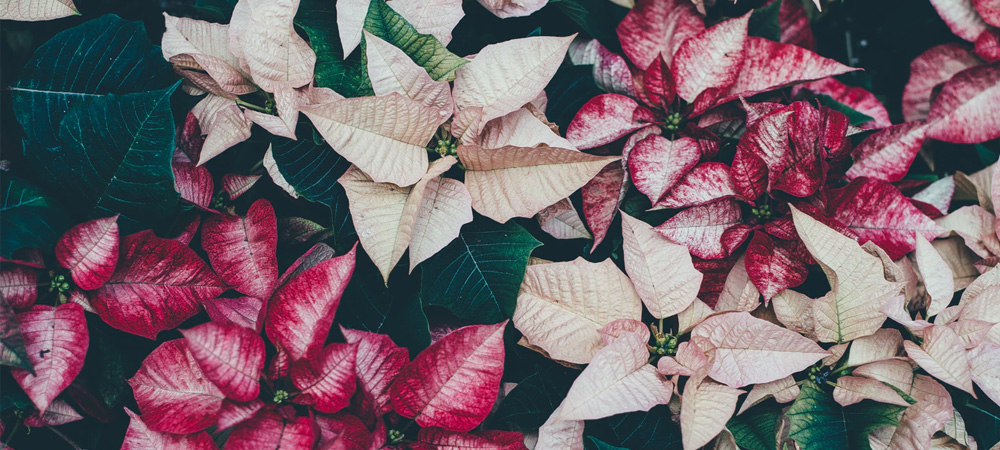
[664,112,683,131]
[210,190,228,210]
[648,323,678,356]
[429,127,459,158]
[272,389,290,404]
[387,429,405,445]
[751,204,774,220]
[49,274,72,294]
[807,365,831,385]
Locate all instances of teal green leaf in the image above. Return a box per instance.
[364,0,467,81]
[602,405,683,450]
[420,217,541,323]
[960,399,1000,448]
[270,119,352,207]
[815,94,875,127]
[10,15,179,230]
[296,0,373,97]
[728,403,781,450]
[193,0,237,22]
[787,382,905,450]
[10,14,175,149]
[0,177,69,258]
[586,437,630,450]
[0,296,33,374]
[495,369,574,430]
[748,0,782,43]
[550,0,628,54]
[31,85,181,230]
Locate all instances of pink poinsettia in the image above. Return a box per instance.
[124,200,518,449]
[564,0,858,247]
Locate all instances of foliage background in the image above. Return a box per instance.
[1,0,997,448]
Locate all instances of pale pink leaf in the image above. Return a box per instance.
[0,0,79,21]
[459,145,618,223]
[736,376,798,415]
[914,176,956,216]
[714,255,761,313]
[192,95,253,165]
[556,333,672,421]
[846,329,903,367]
[537,199,592,241]
[477,107,577,150]
[833,376,910,407]
[475,0,546,18]
[680,374,743,450]
[968,342,1000,406]
[453,35,574,123]
[363,31,454,112]
[336,0,370,57]
[905,325,975,394]
[222,174,261,200]
[915,233,956,317]
[233,0,315,92]
[621,212,703,318]
[691,311,828,388]
[629,135,701,204]
[302,93,441,186]
[513,258,643,364]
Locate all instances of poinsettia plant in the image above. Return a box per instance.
[3,0,1000,449]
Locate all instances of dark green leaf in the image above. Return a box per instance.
[364,0,467,81]
[10,15,179,230]
[550,0,628,53]
[495,369,574,430]
[545,65,603,132]
[814,94,876,127]
[787,382,905,450]
[339,249,431,356]
[295,0,373,97]
[601,405,683,450]
[960,398,1000,448]
[585,437,630,450]
[420,217,540,323]
[728,403,780,450]
[31,85,181,230]
[0,177,69,258]
[0,296,33,374]
[10,14,175,149]
[193,0,237,22]
[749,0,783,42]
[270,119,352,207]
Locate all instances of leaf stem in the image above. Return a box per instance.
[2,419,20,449]
[236,98,272,114]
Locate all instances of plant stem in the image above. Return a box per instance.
[2,420,21,449]
[236,98,271,114]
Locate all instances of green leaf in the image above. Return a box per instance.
[0,296,33,374]
[10,15,180,230]
[749,0,782,43]
[270,119,352,207]
[420,217,540,323]
[339,250,431,356]
[550,0,628,54]
[295,0,373,97]
[495,369,575,430]
[363,0,468,81]
[0,177,69,258]
[32,85,182,230]
[728,403,780,450]
[601,405,683,450]
[586,437,630,450]
[787,382,905,450]
[193,0,237,22]
[10,14,175,150]
[814,94,876,127]
[960,398,1000,448]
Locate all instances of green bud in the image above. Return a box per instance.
[388,429,405,445]
[273,389,289,404]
